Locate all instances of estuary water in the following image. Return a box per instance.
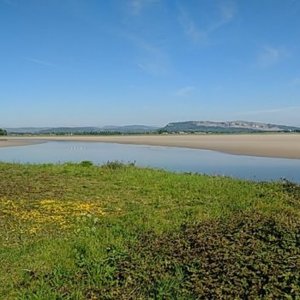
[0,141,299,183]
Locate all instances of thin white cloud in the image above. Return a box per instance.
[175,86,196,97]
[137,42,169,75]
[289,0,300,13]
[137,62,167,76]
[256,46,289,68]
[220,1,236,19]
[290,77,300,86]
[178,9,206,43]
[236,106,300,126]
[1,0,16,6]
[122,33,170,76]
[136,45,169,75]
[128,0,159,15]
[239,106,300,115]
[25,57,55,67]
[178,0,237,44]
[211,0,237,31]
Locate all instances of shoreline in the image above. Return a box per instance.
[1,134,300,159]
[0,138,45,148]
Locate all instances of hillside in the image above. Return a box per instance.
[161,120,300,133]
[6,125,158,135]
[5,121,300,135]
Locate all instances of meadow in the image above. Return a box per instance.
[0,161,299,299]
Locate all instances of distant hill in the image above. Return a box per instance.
[160,121,300,133]
[101,125,159,133]
[5,121,300,135]
[5,127,51,134]
[38,127,100,134]
[6,125,159,135]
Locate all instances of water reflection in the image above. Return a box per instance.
[0,141,299,183]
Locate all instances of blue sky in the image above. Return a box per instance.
[1,0,300,127]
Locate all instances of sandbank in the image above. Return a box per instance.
[2,134,300,159]
[0,138,44,148]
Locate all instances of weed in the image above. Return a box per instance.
[0,162,299,298]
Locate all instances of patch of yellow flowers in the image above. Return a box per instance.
[1,198,105,234]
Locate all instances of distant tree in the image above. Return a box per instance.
[0,128,7,136]
[157,129,167,134]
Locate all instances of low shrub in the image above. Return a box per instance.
[102,161,135,170]
[109,212,300,299]
[80,160,94,167]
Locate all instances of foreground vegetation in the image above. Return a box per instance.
[0,162,299,299]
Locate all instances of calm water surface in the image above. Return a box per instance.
[0,141,299,183]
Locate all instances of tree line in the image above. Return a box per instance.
[0,128,7,136]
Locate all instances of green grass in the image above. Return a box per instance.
[0,162,299,299]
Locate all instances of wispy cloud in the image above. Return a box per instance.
[289,0,300,14]
[237,105,300,126]
[178,0,237,44]
[25,57,56,67]
[178,9,206,43]
[122,33,170,76]
[119,1,167,75]
[136,44,170,75]
[239,106,300,115]
[211,1,237,31]
[175,86,196,97]
[290,77,300,86]
[137,62,166,76]
[256,46,289,68]
[128,0,159,15]
[1,0,16,6]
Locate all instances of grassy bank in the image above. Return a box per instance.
[0,162,299,299]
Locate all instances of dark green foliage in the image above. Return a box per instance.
[109,212,300,299]
[79,160,94,167]
[282,179,300,207]
[0,128,7,136]
[102,160,135,169]
[16,212,300,299]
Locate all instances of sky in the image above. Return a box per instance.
[1,0,300,127]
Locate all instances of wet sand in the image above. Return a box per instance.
[0,138,45,148]
[2,134,300,159]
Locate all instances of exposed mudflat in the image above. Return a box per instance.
[2,134,300,159]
